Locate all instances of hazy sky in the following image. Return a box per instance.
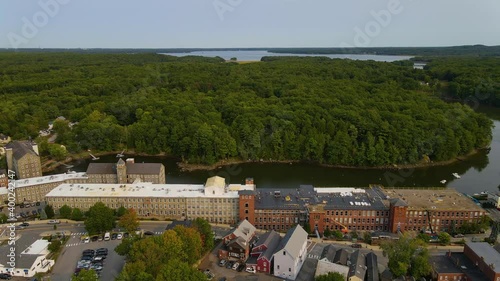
[1,0,499,48]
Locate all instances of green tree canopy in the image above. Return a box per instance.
[71,208,84,221]
[155,259,207,281]
[192,218,214,252]
[380,233,431,279]
[72,269,99,281]
[84,202,115,235]
[438,232,451,245]
[0,53,493,166]
[44,205,55,219]
[59,205,72,219]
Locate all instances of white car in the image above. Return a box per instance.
[232,262,240,270]
[104,232,110,241]
[83,237,90,243]
[245,267,256,273]
[117,233,123,240]
[47,220,60,224]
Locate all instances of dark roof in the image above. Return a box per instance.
[16,254,42,269]
[86,163,116,174]
[430,255,463,274]
[5,141,38,159]
[348,250,366,280]
[254,185,315,210]
[380,268,393,281]
[390,198,408,207]
[334,249,350,265]
[246,255,258,265]
[259,232,281,261]
[254,230,280,248]
[126,163,163,174]
[239,190,255,196]
[431,253,489,281]
[320,245,337,263]
[366,253,379,281]
[465,242,500,273]
[165,220,193,230]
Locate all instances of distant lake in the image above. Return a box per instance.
[161,50,412,62]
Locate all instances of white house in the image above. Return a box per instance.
[273,224,308,280]
[0,239,54,277]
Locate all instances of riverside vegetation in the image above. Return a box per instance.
[0,53,495,166]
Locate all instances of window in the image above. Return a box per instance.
[245,203,249,208]
[289,268,291,272]
[283,251,286,255]
[277,265,280,270]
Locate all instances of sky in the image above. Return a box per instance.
[1,0,499,49]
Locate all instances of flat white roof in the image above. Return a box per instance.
[13,172,88,188]
[22,239,49,255]
[315,187,366,194]
[46,182,254,198]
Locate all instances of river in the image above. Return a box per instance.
[161,50,412,62]
[50,108,500,194]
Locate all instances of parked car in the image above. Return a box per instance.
[351,243,362,248]
[237,263,245,272]
[218,259,227,267]
[0,273,11,280]
[20,212,27,218]
[82,249,95,256]
[31,210,38,216]
[83,237,90,243]
[225,261,234,269]
[123,232,130,238]
[36,202,41,206]
[91,236,99,242]
[47,220,60,224]
[454,234,465,238]
[96,247,108,254]
[104,232,111,241]
[232,262,240,270]
[111,233,118,240]
[24,203,31,208]
[117,233,123,240]
[246,266,256,273]
[20,222,29,227]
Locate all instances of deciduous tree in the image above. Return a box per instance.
[84,202,115,235]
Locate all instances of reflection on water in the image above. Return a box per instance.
[50,109,500,194]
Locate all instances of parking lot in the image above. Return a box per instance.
[199,241,283,281]
[50,236,125,281]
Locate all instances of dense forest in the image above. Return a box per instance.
[0,53,494,166]
[423,57,500,107]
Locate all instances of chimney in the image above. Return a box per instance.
[126,158,135,164]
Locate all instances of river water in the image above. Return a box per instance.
[162,50,412,62]
[51,108,500,194]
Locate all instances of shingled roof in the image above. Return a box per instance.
[126,163,162,174]
[5,141,38,160]
[86,163,116,174]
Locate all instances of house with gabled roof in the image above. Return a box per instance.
[348,250,366,281]
[273,224,308,280]
[247,230,281,274]
[218,219,257,262]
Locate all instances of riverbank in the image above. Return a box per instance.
[41,147,484,174]
[178,148,484,172]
